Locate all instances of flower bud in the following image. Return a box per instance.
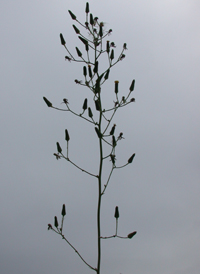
[95,99,101,111]
[93,61,98,73]
[88,107,93,118]
[48,224,52,230]
[43,97,52,107]
[85,2,89,13]
[54,216,59,228]
[112,136,116,147]
[65,129,70,141]
[123,43,127,50]
[83,66,87,77]
[95,127,102,138]
[99,25,103,37]
[61,204,66,216]
[114,206,119,218]
[110,49,114,60]
[78,36,88,45]
[76,47,82,57]
[85,44,89,52]
[110,124,116,135]
[82,98,88,110]
[104,69,110,80]
[68,10,76,20]
[56,142,62,153]
[115,81,119,94]
[90,13,94,25]
[127,231,137,239]
[106,41,110,53]
[88,65,92,78]
[72,25,80,34]
[60,33,66,45]
[129,80,135,92]
[128,153,135,163]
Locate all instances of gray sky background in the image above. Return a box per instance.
[1,0,200,273]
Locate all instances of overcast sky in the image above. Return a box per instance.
[1,0,200,273]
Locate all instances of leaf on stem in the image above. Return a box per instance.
[54,216,59,228]
[43,97,52,107]
[68,10,76,20]
[128,153,135,163]
[114,206,119,218]
[61,204,66,216]
[65,129,70,141]
[60,33,66,45]
[56,142,62,153]
[127,231,137,239]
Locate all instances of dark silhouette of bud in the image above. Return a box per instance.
[104,69,110,80]
[61,204,66,216]
[110,124,116,135]
[112,136,116,147]
[106,41,110,53]
[54,216,59,228]
[85,44,89,52]
[78,36,88,45]
[90,13,94,25]
[95,127,102,138]
[68,10,76,20]
[95,99,101,111]
[93,61,98,73]
[123,43,127,50]
[56,142,62,153]
[88,107,93,118]
[114,206,119,218]
[48,224,52,230]
[85,2,89,13]
[110,49,114,60]
[99,25,103,37]
[94,80,100,94]
[43,97,52,107]
[127,231,137,239]
[60,33,66,45]
[130,98,135,102]
[82,98,88,110]
[65,129,70,141]
[110,154,116,165]
[76,47,82,57]
[128,153,135,163]
[129,80,135,92]
[72,25,80,34]
[83,66,87,77]
[88,65,92,78]
[115,81,119,94]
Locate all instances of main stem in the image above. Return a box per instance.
[97,98,103,274]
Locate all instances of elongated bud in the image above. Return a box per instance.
[82,98,88,110]
[112,136,116,147]
[88,65,92,78]
[56,142,62,153]
[95,80,100,94]
[95,127,102,138]
[48,224,52,230]
[99,25,103,37]
[127,231,137,239]
[85,2,89,13]
[61,204,66,216]
[95,99,100,111]
[43,97,52,107]
[115,81,119,94]
[106,41,110,53]
[88,107,93,118]
[110,49,114,60]
[85,44,89,52]
[72,25,80,34]
[68,10,76,20]
[83,66,87,77]
[104,69,110,80]
[129,80,135,91]
[114,206,119,218]
[54,216,59,228]
[110,124,116,135]
[60,33,66,45]
[93,61,98,73]
[90,13,94,25]
[128,153,135,163]
[123,43,127,50]
[78,36,88,45]
[65,129,70,141]
[76,47,82,57]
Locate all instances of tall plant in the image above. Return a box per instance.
[43,3,137,274]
